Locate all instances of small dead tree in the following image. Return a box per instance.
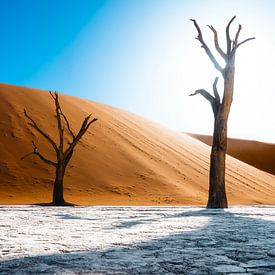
[23,91,97,206]
[189,17,255,208]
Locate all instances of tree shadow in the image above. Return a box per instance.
[32,202,76,207]
[54,213,97,221]
[1,207,275,274]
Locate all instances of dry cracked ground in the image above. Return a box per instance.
[0,206,275,274]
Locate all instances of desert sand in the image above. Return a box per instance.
[189,133,275,176]
[0,83,275,205]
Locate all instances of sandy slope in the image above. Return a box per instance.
[0,83,274,205]
[189,133,275,176]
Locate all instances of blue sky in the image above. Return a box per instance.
[1,0,275,142]
[0,0,104,84]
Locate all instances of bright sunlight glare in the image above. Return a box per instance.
[20,0,275,143]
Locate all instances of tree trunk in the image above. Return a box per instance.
[52,162,66,205]
[207,60,234,208]
[207,116,228,208]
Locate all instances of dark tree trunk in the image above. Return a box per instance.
[207,116,228,208]
[207,63,234,208]
[52,163,66,205]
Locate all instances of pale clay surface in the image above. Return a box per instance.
[0,206,275,274]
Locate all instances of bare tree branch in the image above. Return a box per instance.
[64,149,74,165]
[233,37,256,53]
[50,91,76,143]
[226,16,236,54]
[31,141,57,167]
[60,111,75,140]
[207,25,227,60]
[189,84,220,115]
[233,24,242,46]
[50,91,64,154]
[189,89,214,102]
[22,141,56,167]
[190,19,224,74]
[86,118,98,129]
[24,109,58,153]
[212,77,220,103]
[76,114,92,137]
[64,114,98,159]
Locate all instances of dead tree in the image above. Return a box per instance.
[23,91,97,206]
[189,17,255,208]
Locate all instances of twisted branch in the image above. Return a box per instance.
[21,141,56,167]
[212,77,220,103]
[50,91,64,153]
[190,19,224,74]
[31,141,57,167]
[232,37,256,53]
[24,109,58,153]
[233,24,242,46]
[189,76,221,115]
[207,25,227,60]
[64,114,98,160]
[226,16,236,54]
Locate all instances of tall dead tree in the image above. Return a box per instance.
[24,91,97,206]
[189,17,255,208]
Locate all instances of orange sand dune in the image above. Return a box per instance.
[0,83,275,205]
[189,133,275,176]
